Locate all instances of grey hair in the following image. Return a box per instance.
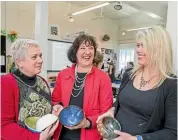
[11,39,40,67]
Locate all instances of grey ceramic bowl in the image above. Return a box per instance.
[97,116,121,140]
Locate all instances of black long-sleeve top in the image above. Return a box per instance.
[59,73,86,140]
[113,72,177,140]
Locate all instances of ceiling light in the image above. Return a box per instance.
[114,2,122,10]
[146,12,162,19]
[71,2,110,16]
[68,16,74,22]
[126,26,151,32]
[122,31,126,35]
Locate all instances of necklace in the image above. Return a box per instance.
[13,74,37,88]
[139,71,156,89]
[71,65,92,97]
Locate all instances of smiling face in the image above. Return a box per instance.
[136,41,150,66]
[135,26,174,80]
[17,46,43,76]
[76,41,95,68]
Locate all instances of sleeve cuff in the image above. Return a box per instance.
[85,118,92,129]
[58,102,63,106]
[136,135,143,140]
[53,102,63,106]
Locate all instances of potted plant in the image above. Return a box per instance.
[8,30,18,42]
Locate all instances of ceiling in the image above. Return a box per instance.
[70,1,140,19]
[2,1,168,43]
[69,1,168,27]
[95,2,140,20]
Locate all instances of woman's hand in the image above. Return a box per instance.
[64,118,90,130]
[112,130,136,140]
[96,107,115,123]
[39,121,59,140]
[52,104,63,116]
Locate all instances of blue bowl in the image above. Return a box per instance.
[59,105,84,127]
[24,117,41,133]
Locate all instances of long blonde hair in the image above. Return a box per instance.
[131,26,175,86]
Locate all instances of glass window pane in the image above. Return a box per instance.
[118,48,135,72]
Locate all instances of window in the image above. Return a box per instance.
[118,48,135,71]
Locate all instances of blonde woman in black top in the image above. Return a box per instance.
[97,26,177,140]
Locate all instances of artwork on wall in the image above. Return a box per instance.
[105,49,113,54]
[49,24,59,36]
[101,48,105,54]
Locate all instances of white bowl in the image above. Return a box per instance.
[36,114,58,131]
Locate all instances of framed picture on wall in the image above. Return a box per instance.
[105,49,113,54]
[49,24,59,36]
[101,48,105,54]
[105,49,110,54]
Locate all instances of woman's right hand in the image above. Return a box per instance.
[96,107,115,123]
[39,121,59,140]
[52,104,63,117]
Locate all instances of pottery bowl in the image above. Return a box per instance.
[97,116,121,140]
[59,105,84,127]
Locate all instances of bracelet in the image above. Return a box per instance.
[136,135,143,140]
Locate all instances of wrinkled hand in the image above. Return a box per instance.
[52,104,63,116]
[112,130,136,140]
[96,107,115,123]
[39,121,59,140]
[64,118,90,130]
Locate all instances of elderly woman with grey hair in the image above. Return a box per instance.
[1,39,59,140]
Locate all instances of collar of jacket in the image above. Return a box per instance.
[66,64,95,80]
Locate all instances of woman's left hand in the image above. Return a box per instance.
[64,118,90,130]
[112,130,137,140]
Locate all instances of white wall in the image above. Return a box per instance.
[166,1,177,74]
[2,1,120,55]
[2,1,170,49]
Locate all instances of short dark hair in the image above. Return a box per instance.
[129,61,134,67]
[67,34,98,63]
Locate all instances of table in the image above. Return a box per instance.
[112,83,120,89]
